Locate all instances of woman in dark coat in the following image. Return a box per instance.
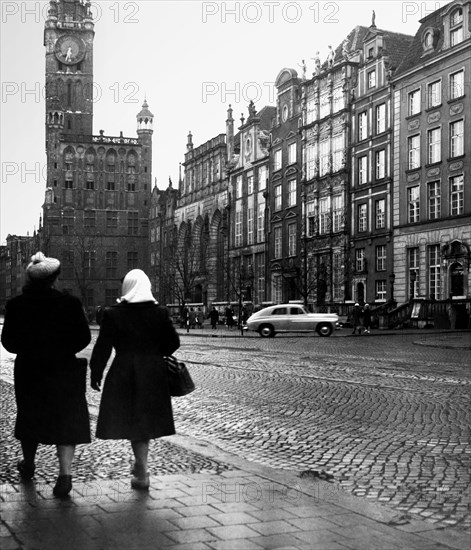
[90,269,180,490]
[1,252,91,497]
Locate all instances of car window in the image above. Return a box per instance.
[290,307,302,315]
[272,307,288,315]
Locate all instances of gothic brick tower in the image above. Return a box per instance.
[41,0,152,313]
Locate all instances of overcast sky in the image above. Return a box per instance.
[1,0,441,242]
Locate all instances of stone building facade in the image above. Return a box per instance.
[392,0,471,304]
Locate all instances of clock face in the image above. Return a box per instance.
[55,35,85,65]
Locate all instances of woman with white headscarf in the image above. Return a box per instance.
[90,269,180,489]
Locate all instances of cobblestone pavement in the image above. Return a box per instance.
[171,331,471,532]
[1,329,470,537]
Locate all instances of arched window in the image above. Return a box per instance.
[450,8,463,46]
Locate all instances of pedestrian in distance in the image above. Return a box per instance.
[189,307,196,329]
[196,307,204,329]
[209,306,219,329]
[351,303,363,335]
[1,252,91,498]
[90,269,180,490]
[226,306,235,329]
[363,303,372,334]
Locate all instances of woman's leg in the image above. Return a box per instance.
[21,440,38,465]
[57,444,75,475]
[130,440,150,489]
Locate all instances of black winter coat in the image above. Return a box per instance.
[1,287,91,444]
[90,302,180,440]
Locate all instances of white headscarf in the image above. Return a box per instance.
[118,269,156,304]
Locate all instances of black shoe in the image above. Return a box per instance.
[17,460,35,480]
[53,475,72,497]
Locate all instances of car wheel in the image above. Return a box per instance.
[317,323,333,337]
[259,324,274,338]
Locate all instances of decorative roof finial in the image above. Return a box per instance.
[371,10,376,28]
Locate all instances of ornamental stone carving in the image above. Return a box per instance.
[449,161,463,171]
[407,172,420,182]
[427,112,441,124]
[427,167,440,178]
[449,103,464,116]
[407,119,420,131]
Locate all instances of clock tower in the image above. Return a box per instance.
[44,0,94,138]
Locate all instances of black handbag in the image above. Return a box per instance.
[165,355,195,397]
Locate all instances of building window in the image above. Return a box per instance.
[428,80,441,108]
[332,134,344,172]
[272,273,282,304]
[127,181,136,192]
[408,135,421,169]
[105,251,118,278]
[255,253,265,303]
[84,210,96,228]
[319,197,330,234]
[450,8,463,46]
[274,226,282,258]
[450,120,464,157]
[235,210,242,246]
[450,174,464,215]
[288,142,297,165]
[449,70,464,100]
[332,252,342,301]
[375,199,385,229]
[427,127,441,164]
[358,155,368,185]
[106,210,118,228]
[368,69,376,88]
[319,139,330,176]
[320,92,330,118]
[258,166,267,190]
[247,207,254,245]
[274,184,282,210]
[64,179,73,189]
[357,203,367,232]
[83,250,96,278]
[358,111,368,140]
[408,186,420,223]
[61,250,74,278]
[127,211,138,235]
[332,87,344,112]
[376,245,386,271]
[306,201,316,237]
[273,149,282,171]
[288,179,296,207]
[375,149,385,180]
[306,143,318,180]
[428,180,441,220]
[375,280,386,301]
[428,244,441,300]
[306,96,318,123]
[247,174,254,195]
[408,89,421,116]
[257,203,265,242]
[107,180,115,191]
[332,194,344,233]
[376,103,386,134]
[127,251,138,270]
[86,180,94,190]
[408,247,420,299]
[355,248,365,272]
[288,223,296,256]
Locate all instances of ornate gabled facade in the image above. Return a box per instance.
[300,28,365,307]
[268,69,303,304]
[350,25,414,305]
[227,103,276,311]
[392,0,471,304]
[170,129,229,306]
[41,0,153,312]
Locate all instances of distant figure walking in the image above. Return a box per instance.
[363,304,372,334]
[196,307,204,329]
[90,269,180,490]
[351,303,363,335]
[1,252,91,498]
[209,307,219,329]
[225,306,235,329]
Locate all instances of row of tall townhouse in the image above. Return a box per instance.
[157,0,469,314]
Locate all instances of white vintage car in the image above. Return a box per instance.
[244,304,339,337]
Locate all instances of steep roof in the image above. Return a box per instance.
[258,105,277,131]
[394,2,456,76]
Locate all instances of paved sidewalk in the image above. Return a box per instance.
[1,436,470,550]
